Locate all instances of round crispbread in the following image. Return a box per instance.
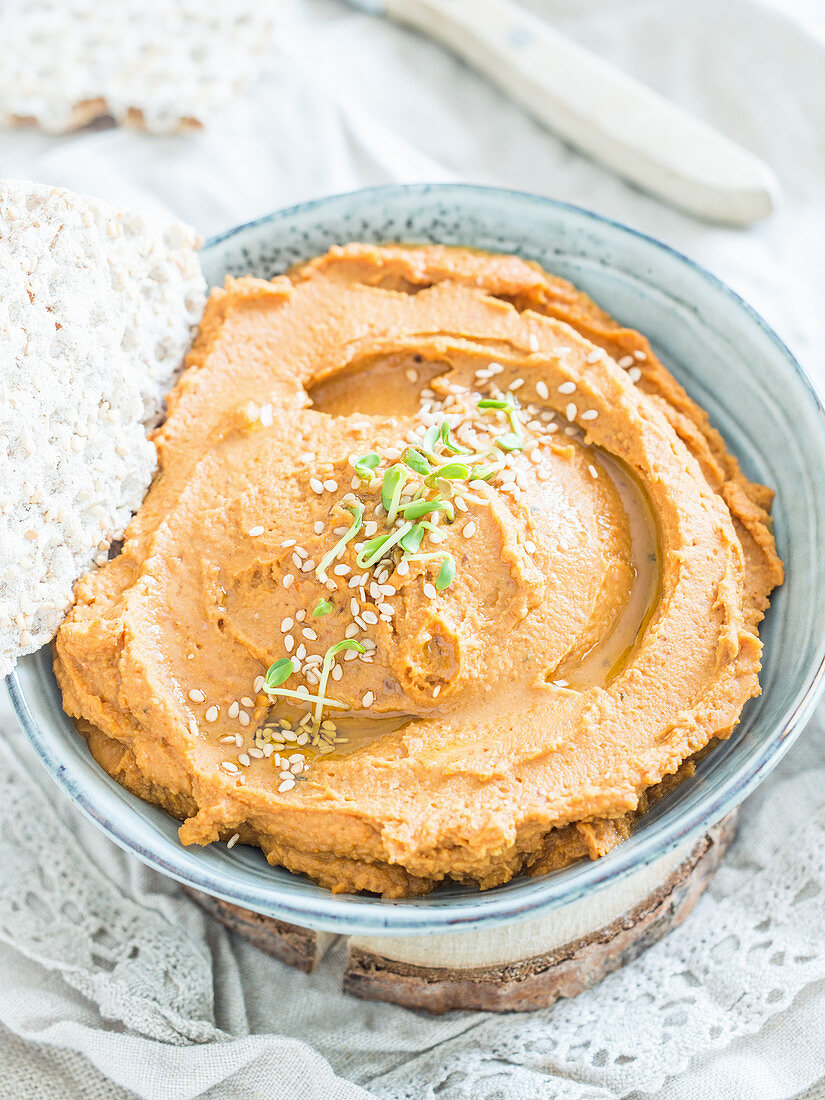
[0,1,277,134]
[0,179,206,676]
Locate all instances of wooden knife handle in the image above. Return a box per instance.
[384,0,777,225]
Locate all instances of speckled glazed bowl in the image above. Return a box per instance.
[9,184,825,936]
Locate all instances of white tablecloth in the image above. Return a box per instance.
[3,2,825,1097]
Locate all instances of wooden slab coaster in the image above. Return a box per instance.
[184,809,737,1011]
[183,888,338,973]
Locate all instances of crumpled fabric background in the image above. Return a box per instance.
[2,1,825,1097]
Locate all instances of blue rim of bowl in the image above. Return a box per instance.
[8,182,825,935]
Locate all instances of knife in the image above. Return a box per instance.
[346,0,778,225]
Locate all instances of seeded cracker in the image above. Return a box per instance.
[0,179,206,676]
[0,1,277,134]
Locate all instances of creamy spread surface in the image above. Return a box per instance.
[55,244,783,896]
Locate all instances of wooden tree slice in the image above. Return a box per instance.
[185,809,737,1011]
[183,888,337,972]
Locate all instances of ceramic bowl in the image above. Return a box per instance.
[9,184,825,935]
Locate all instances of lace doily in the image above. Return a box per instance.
[0,706,824,1100]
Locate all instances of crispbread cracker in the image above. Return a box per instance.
[0,179,205,676]
[0,1,277,135]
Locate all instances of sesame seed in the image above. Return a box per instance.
[296,610,307,622]
[525,540,537,554]
[581,409,598,421]
[406,368,419,382]
[278,779,296,793]
[314,520,325,534]
[296,644,307,660]
[565,403,577,421]
[238,752,251,767]
[528,333,539,352]
[378,602,395,616]
[364,521,379,537]
[301,558,316,572]
[334,564,351,576]
[188,719,199,737]
[634,350,647,360]
[558,381,576,395]
[254,676,265,692]
[291,553,302,569]
[432,684,442,698]
[281,617,294,632]
[332,665,343,681]
[281,539,296,548]
[345,623,359,638]
[310,478,324,494]
[248,747,264,758]
[222,761,239,773]
[586,349,602,364]
[284,634,294,652]
[241,697,254,707]
[205,706,219,722]
[463,520,477,538]
[228,701,240,718]
[535,380,549,400]
[238,712,250,727]
[248,525,264,537]
[302,627,318,640]
[362,610,378,625]
[628,367,642,383]
[510,378,525,390]
[188,689,205,703]
[350,597,360,616]
[618,355,635,368]
[227,833,240,849]
[396,560,410,576]
[423,582,437,600]
[283,574,294,589]
[588,464,599,479]
[324,479,338,492]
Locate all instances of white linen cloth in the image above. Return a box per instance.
[2,1,825,1096]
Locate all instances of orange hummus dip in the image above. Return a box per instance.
[54,244,783,897]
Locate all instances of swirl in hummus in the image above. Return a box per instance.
[54,244,783,897]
